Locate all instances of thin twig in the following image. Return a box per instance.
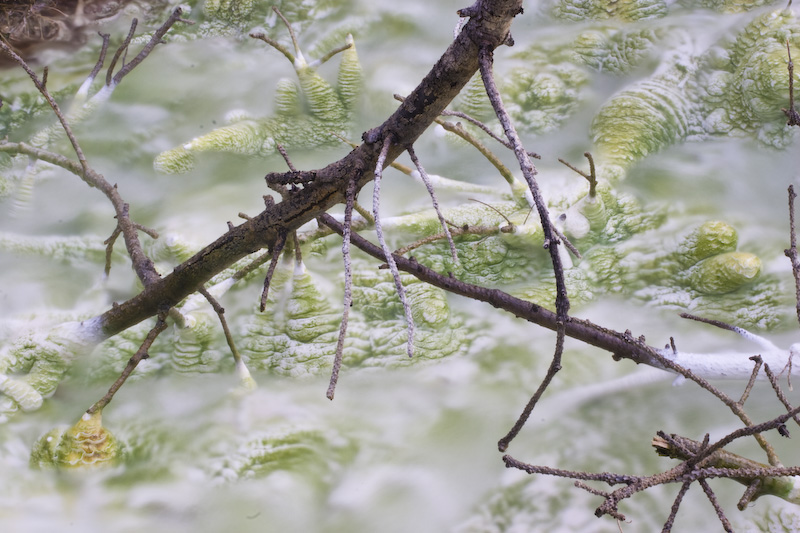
[198,286,241,366]
[373,135,415,357]
[394,224,509,256]
[354,201,374,224]
[763,363,800,428]
[111,8,191,86]
[782,40,800,126]
[277,143,297,171]
[558,152,597,198]
[272,7,301,56]
[439,107,540,159]
[784,185,800,327]
[662,481,691,533]
[0,41,89,172]
[698,479,733,533]
[312,42,352,67]
[104,226,122,276]
[407,145,460,267]
[394,93,524,190]
[86,313,169,415]
[550,221,582,260]
[327,176,357,400]
[106,18,137,86]
[260,231,287,312]
[89,32,111,82]
[498,324,565,451]
[479,45,570,450]
[738,355,763,406]
[250,32,295,63]
[469,198,513,226]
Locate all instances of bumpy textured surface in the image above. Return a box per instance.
[153,32,362,174]
[30,410,123,468]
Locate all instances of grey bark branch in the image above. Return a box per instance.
[95,0,524,339]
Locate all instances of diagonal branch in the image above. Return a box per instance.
[85,312,169,415]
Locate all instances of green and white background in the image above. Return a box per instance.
[3,0,800,530]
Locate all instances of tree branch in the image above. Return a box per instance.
[94,0,525,340]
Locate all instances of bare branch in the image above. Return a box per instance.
[272,7,301,57]
[198,286,252,389]
[249,32,296,63]
[783,40,800,126]
[259,231,287,312]
[763,363,800,428]
[784,185,800,327]
[407,145,460,267]
[738,355,763,406]
[439,107,540,159]
[86,312,169,415]
[89,32,111,82]
[662,481,692,533]
[558,152,598,198]
[327,176,358,400]
[106,18,138,86]
[276,143,298,172]
[110,7,191,86]
[698,480,733,533]
[373,135,415,358]
[479,44,570,450]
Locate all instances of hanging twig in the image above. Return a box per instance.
[784,185,800,327]
[327,176,358,400]
[407,145,460,267]
[479,45,570,451]
[373,135,415,357]
[199,287,243,369]
[260,231,287,312]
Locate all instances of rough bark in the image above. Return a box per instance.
[98,0,524,337]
